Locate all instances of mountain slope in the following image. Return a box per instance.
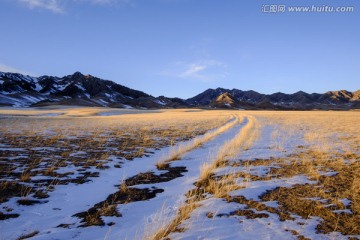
[0,71,359,109]
[0,71,188,108]
[187,88,360,110]
[210,92,256,109]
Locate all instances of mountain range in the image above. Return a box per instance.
[0,71,359,110]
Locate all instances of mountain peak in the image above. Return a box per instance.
[215,92,234,103]
[72,71,84,77]
[294,90,307,94]
[1,70,360,110]
[0,71,158,108]
[211,92,236,108]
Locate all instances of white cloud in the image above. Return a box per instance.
[17,0,134,13]
[180,63,207,78]
[19,0,64,13]
[161,59,228,82]
[90,0,132,5]
[0,63,37,76]
[179,60,226,81]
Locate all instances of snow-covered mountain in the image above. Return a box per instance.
[0,71,188,108]
[1,71,359,109]
[186,87,360,110]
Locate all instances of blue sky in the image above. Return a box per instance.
[0,0,359,98]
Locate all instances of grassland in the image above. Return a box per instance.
[0,108,359,240]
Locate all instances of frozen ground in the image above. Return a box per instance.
[0,109,359,240]
[1,116,243,240]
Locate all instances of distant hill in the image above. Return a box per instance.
[186,87,360,110]
[0,71,359,110]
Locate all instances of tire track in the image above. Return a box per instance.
[69,115,242,227]
[149,116,258,240]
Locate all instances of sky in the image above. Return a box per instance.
[0,0,359,98]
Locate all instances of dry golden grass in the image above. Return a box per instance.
[147,199,199,240]
[0,108,234,208]
[198,116,258,183]
[155,115,240,167]
[149,115,259,239]
[16,230,39,240]
[149,111,360,239]
[2,109,359,238]
[253,151,360,235]
[250,110,360,153]
[224,111,360,237]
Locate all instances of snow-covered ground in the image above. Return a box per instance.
[1,110,359,240]
[0,113,242,240]
[165,115,359,240]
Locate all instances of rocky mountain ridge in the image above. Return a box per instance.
[0,71,188,108]
[0,71,359,110]
[187,87,360,110]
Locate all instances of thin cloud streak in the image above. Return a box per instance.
[19,0,64,13]
[90,0,133,5]
[0,63,37,76]
[160,59,228,82]
[180,64,207,78]
[17,0,134,13]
